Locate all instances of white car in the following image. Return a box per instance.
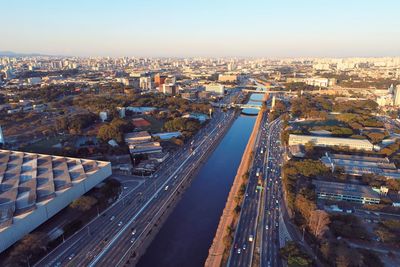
[118,221,123,227]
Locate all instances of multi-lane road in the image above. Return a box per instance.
[35,92,241,267]
[228,108,269,267]
[227,113,285,267]
[260,119,283,267]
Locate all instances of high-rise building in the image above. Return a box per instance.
[154,73,167,87]
[0,125,4,145]
[394,85,400,106]
[161,84,177,95]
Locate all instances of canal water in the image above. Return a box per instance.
[137,114,257,267]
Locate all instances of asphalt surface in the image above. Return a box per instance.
[34,92,241,267]
[228,109,269,267]
[260,119,284,267]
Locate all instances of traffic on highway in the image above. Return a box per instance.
[34,92,242,267]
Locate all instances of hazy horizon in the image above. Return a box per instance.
[2,0,400,57]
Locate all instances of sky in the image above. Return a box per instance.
[1,0,400,57]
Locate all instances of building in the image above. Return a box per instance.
[218,74,237,83]
[27,77,42,85]
[304,77,336,87]
[152,131,182,140]
[161,84,177,95]
[321,153,400,179]
[148,152,169,163]
[376,94,394,106]
[154,73,167,87]
[139,76,152,90]
[394,85,400,106]
[0,150,112,253]
[124,131,152,145]
[288,134,374,151]
[128,142,162,155]
[313,180,381,204]
[99,111,108,122]
[205,83,225,95]
[0,125,4,145]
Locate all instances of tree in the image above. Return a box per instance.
[294,194,316,224]
[366,132,386,144]
[308,210,330,239]
[279,241,312,267]
[4,232,48,267]
[97,118,133,143]
[70,196,98,211]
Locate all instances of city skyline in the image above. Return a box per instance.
[2,0,400,57]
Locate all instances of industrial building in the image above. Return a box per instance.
[288,134,375,151]
[313,180,381,205]
[321,153,400,179]
[0,150,111,253]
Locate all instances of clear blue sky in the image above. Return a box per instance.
[2,0,400,57]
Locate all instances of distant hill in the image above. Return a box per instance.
[0,51,49,57]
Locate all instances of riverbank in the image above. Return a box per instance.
[127,110,240,266]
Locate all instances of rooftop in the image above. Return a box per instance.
[0,149,109,230]
[313,180,380,200]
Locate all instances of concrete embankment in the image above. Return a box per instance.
[205,109,264,267]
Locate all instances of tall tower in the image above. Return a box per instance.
[394,85,400,106]
[0,125,4,145]
[271,95,276,109]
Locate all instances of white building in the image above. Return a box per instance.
[394,85,400,106]
[218,74,237,83]
[0,150,112,253]
[27,77,42,85]
[205,83,225,95]
[288,134,374,151]
[99,111,108,122]
[305,77,336,87]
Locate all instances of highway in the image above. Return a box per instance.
[227,108,269,267]
[34,91,242,267]
[260,119,283,267]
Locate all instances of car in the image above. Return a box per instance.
[265,225,269,230]
[110,216,115,221]
[243,244,247,250]
[131,237,136,243]
[68,253,75,260]
[118,221,123,227]
[132,229,136,235]
[165,185,169,191]
[123,186,128,190]
[237,248,241,254]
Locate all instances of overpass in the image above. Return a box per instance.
[242,89,298,95]
[210,102,263,110]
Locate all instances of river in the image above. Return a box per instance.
[137,114,257,267]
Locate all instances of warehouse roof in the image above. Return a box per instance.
[0,150,108,230]
[313,180,380,200]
